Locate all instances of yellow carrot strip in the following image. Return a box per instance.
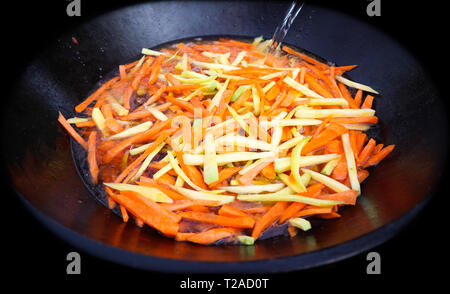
[167,151,205,191]
[290,136,311,192]
[341,133,361,194]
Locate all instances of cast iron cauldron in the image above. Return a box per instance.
[2,1,448,273]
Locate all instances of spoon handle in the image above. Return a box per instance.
[268,1,304,55]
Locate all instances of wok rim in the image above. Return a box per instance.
[4,2,447,273]
[11,179,432,273]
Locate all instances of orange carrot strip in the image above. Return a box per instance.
[155,173,177,186]
[121,190,181,223]
[304,73,333,98]
[361,95,374,109]
[356,132,367,155]
[329,116,378,124]
[357,138,376,165]
[265,84,281,101]
[93,92,108,109]
[137,177,189,200]
[162,199,220,211]
[175,232,197,242]
[119,65,127,81]
[105,118,123,134]
[184,228,237,245]
[324,65,358,75]
[119,205,129,222]
[75,77,119,112]
[147,55,164,86]
[102,118,173,163]
[113,128,173,182]
[238,157,274,185]
[354,89,363,108]
[326,140,343,154]
[130,58,154,90]
[231,88,251,110]
[317,212,342,219]
[57,112,88,150]
[105,188,179,236]
[267,90,286,114]
[280,90,296,107]
[363,145,395,167]
[177,211,255,229]
[208,167,242,188]
[294,207,333,218]
[122,85,134,110]
[176,151,208,189]
[105,187,127,222]
[303,63,341,98]
[338,82,359,109]
[374,144,384,154]
[302,123,348,155]
[358,169,370,183]
[252,201,289,239]
[87,131,99,185]
[165,84,202,93]
[243,206,270,214]
[312,118,330,139]
[349,130,359,161]
[75,120,96,128]
[187,205,210,213]
[279,183,324,223]
[331,156,348,181]
[218,205,250,218]
[317,190,359,205]
[218,39,253,48]
[165,95,195,114]
[282,46,329,70]
[261,163,276,180]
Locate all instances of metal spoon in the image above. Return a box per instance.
[268,1,305,56]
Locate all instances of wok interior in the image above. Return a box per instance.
[3,2,447,267]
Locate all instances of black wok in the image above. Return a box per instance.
[2,1,447,273]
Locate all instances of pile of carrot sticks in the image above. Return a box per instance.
[58,37,394,245]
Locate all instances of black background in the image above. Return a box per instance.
[2,0,449,287]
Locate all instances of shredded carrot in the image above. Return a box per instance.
[106,188,179,236]
[137,177,189,200]
[279,183,324,223]
[75,77,119,113]
[59,37,394,245]
[361,95,374,109]
[317,190,359,205]
[87,131,99,185]
[178,211,255,229]
[208,167,242,188]
[302,123,348,155]
[57,112,88,150]
[358,138,376,165]
[363,145,395,167]
[354,89,363,108]
[182,228,237,245]
[252,201,289,239]
[218,205,250,218]
[338,82,359,109]
[294,207,333,218]
[238,157,274,185]
[176,151,207,189]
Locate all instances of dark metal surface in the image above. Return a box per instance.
[2,1,448,273]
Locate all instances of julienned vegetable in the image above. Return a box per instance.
[58,37,395,246]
